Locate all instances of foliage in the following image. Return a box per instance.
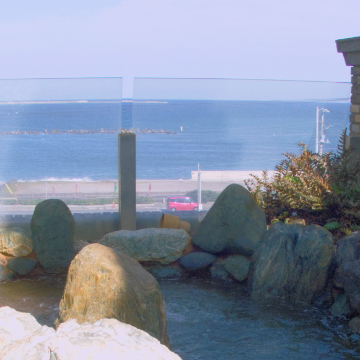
[244,129,360,238]
[136,196,154,204]
[186,190,220,203]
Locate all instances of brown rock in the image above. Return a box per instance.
[55,243,170,348]
[0,228,33,257]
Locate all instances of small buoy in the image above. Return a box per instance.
[180,126,183,131]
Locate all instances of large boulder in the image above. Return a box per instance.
[0,307,181,360]
[191,184,267,255]
[249,222,335,305]
[0,227,33,257]
[98,228,189,265]
[31,199,75,274]
[55,243,171,348]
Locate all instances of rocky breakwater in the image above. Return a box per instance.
[55,243,172,349]
[0,307,180,359]
[0,128,177,135]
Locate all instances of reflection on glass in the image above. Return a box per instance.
[133,78,351,212]
[0,78,122,214]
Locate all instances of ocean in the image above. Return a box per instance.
[0,100,350,182]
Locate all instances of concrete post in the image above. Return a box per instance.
[336,36,360,156]
[118,132,136,230]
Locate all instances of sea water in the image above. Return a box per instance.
[0,100,350,182]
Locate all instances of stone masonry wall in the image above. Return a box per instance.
[350,66,360,152]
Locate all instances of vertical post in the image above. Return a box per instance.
[316,106,319,154]
[320,112,325,156]
[197,163,202,210]
[118,132,136,230]
[46,182,48,200]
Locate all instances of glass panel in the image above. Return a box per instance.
[133,78,351,212]
[0,78,122,214]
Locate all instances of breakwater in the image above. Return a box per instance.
[0,128,177,135]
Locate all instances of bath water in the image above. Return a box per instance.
[1,275,359,359]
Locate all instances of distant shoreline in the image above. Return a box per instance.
[0,128,177,135]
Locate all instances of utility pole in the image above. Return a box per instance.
[319,108,331,156]
[197,163,202,210]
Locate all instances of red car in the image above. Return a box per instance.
[167,196,198,211]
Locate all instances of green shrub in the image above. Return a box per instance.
[244,129,360,239]
[186,190,220,203]
[136,196,154,204]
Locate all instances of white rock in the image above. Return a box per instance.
[0,308,181,360]
[0,306,48,350]
[0,326,55,360]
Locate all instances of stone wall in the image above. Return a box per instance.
[336,36,360,156]
[350,66,360,152]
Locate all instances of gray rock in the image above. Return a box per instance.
[336,231,360,266]
[148,266,183,279]
[0,264,16,282]
[341,260,360,313]
[0,308,181,360]
[31,199,75,274]
[0,227,33,257]
[349,316,360,334]
[334,265,347,289]
[249,222,335,304]
[99,228,189,265]
[192,184,267,255]
[6,257,37,275]
[73,239,91,257]
[179,251,217,270]
[210,262,232,282]
[330,293,351,317]
[223,255,250,282]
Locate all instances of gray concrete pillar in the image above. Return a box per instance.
[336,36,360,156]
[118,132,136,230]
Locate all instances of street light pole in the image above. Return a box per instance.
[316,107,319,154]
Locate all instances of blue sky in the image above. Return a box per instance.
[0,0,358,98]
